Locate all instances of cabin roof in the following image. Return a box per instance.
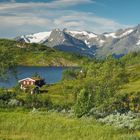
[18,77,43,83]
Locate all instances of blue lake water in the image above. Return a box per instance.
[0,66,69,88]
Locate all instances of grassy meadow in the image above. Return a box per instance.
[1,40,140,140]
[0,110,139,140]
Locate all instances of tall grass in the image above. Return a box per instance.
[0,111,139,140]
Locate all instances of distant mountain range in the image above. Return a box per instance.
[16,24,140,58]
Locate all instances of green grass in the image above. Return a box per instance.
[0,39,88,67]
[120,64,140,93]
[18,51,82,66]
[120,79,140,93]
[16,84,75,107]
[0,111,139,140]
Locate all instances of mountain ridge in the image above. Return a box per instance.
[16,24,140,58]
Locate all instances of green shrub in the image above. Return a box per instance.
[98,111,140,130]
[8,99,20,107]
[0,91,16,101]
[23,94,52,109]
[62,69,79,80]
[74,88,92,118]
[111,92,140,113]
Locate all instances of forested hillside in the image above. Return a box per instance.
[0,39,88,66]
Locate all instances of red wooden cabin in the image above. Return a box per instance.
[18,77,45,90]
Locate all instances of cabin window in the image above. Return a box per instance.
[27,81,29,85]
[23,81,26,85]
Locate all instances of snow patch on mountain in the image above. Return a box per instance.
[104,32,117,38]
[84,40,89,45]
[119,29,134,38]
[50,38,53,42]
[20,36,29,43]
[21,31,51,43]
[136,36,140,45]
[84,40,92,48]
[104,29,133,39]
[68,30,97,38]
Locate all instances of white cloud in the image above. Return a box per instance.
[53,11,129,32]
[0,1,131,38]
[0,15,51,26]
[0,0,94,10]
[44,0,94,8]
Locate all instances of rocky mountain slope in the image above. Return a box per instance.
[16,24,140,58]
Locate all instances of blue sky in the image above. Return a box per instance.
[0,0,140,38]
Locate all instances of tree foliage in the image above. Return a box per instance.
[72,58,129,117]
[0,47,17,81]
[74,88,92,117]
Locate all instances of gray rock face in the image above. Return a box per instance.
[16,24,140,58]
[45,29,95,57]
[97,25,140,58]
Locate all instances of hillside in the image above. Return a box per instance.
[119,52,140,93]
[26,52,140,112]
[0,39,88,66]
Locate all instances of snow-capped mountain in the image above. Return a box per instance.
[16,31,51,43]
[44,29,94,57]
[16,24,140,58]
